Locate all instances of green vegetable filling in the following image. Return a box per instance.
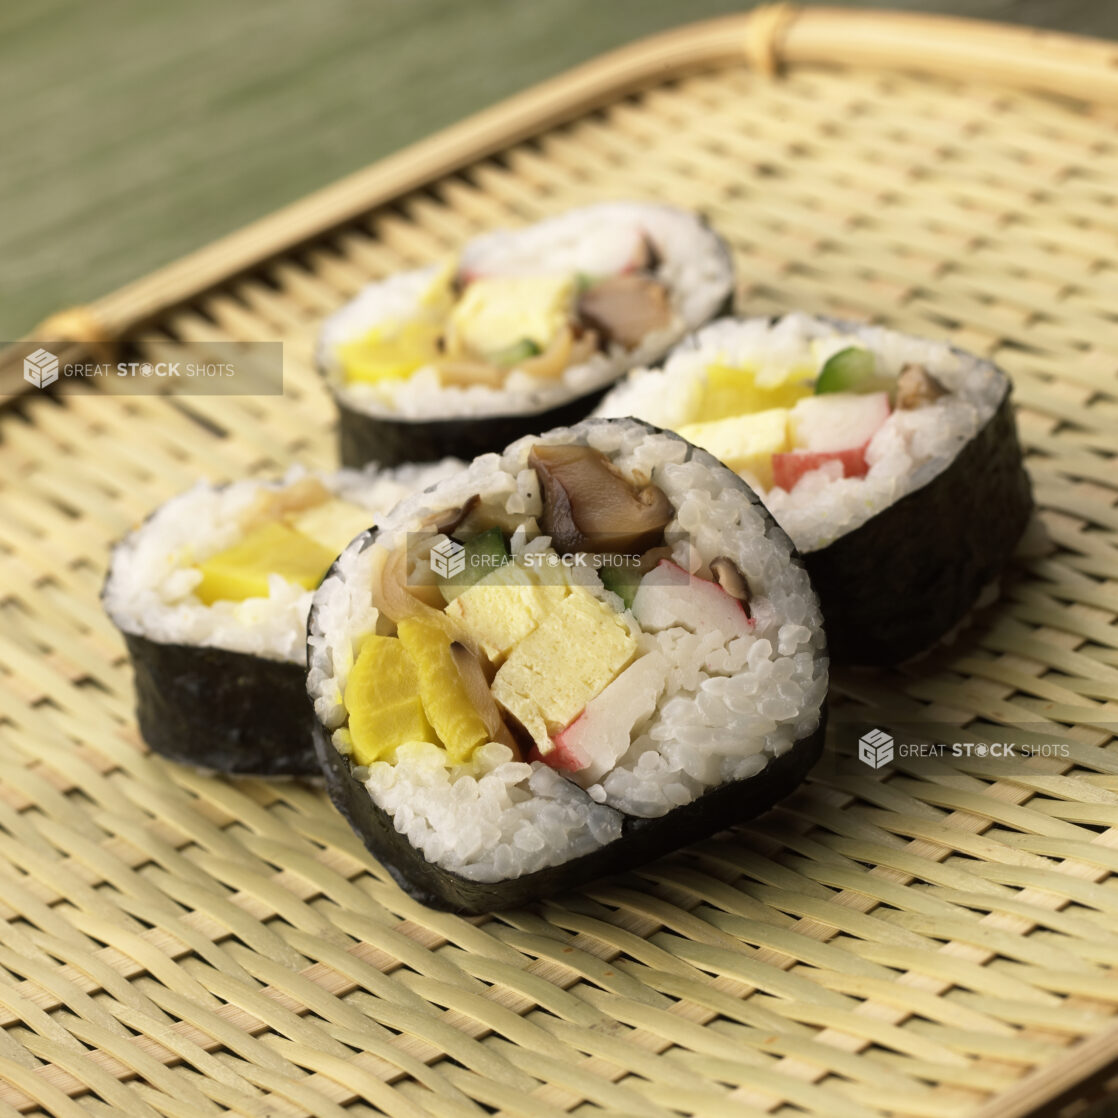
[814,346,878,394]
[437,526,510,603]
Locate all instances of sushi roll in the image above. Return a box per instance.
[595,314,1034,665]
[103,461,462,776]
[317,202,734,468]
[306,418,827,913]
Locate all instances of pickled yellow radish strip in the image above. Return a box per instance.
[339,320,442,385]
[344,635,436,766]
[396,618,490,764]
[195,521,335,604]
[693,362,811,421]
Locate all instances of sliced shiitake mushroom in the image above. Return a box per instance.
[710,556,752,619]
[516,325,601,381]
[529,443,673,555]
[449,642,520,758]
[896,363,948,410]
[634,231,662,274]
[577,274,672,351]
[432,495,480,537]
[372,545,479,653]
[637,545,673,574]
[426,494,524,539]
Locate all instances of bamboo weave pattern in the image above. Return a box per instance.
[1,34,1118,1118]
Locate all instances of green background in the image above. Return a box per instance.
[4,0,1116,340]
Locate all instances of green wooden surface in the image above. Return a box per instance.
[3,0,1117,340]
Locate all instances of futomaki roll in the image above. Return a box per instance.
[596,315,1034,665]
[103,462,462,775]
[306,418,827,912]
[317,202,734,467]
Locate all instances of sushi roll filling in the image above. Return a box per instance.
[103,463,463,663]
[192,478,374,606]
[319,204,735,423]
[597,315,1010,555]
[676,346,958,497]
[336,236,671,391]
[347,444,737,778]
[308,421,827,883]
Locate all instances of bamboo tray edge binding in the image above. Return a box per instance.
[2,7,1118,1118]
[5,3,1118,391]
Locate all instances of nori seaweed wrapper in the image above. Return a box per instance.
[312,715,825,914]
[335,289,736,468]
[596,315,1034,667]
[806,386,1033,666]
[122,633,317,776]
[337,384,614,469]
[321,205,735,470]
[306,423,828,913]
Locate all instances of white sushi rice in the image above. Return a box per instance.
[103,460,464,663]
[306,418,827,883]
[595,314,1007,554]
[318,202,733,420]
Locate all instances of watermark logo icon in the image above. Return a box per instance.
[858,728,894,769]
[24,348,59,389]
[429,537,466,579]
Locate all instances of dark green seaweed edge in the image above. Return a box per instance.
[635,317,1035,666]
[120,632,318,776]
[101,463,478,777]
[101,485,364,779]
[313,713,825,914]
[306,419,829,913]
[336,384,615,468]
[804,386,1033,665]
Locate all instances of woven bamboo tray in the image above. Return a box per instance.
[4,7,1118,1116]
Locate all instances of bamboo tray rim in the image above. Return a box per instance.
[5,10,1118,1116]
[5,3,1118,400]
